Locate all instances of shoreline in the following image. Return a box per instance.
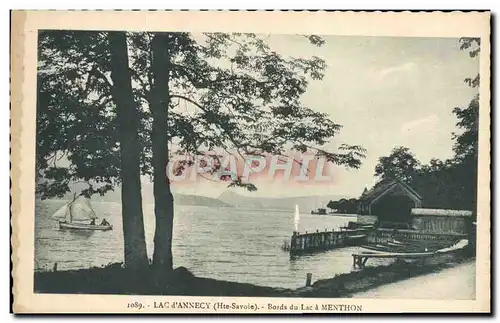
[352,260,476,299]
[34,249,473,297]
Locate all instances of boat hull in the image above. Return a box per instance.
[59,222,113,231]
[344,234,367,246]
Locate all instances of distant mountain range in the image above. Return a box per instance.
[47,182,348,211]
[172,194,232,207]
[217,191,346,212]
[57,187,232,208]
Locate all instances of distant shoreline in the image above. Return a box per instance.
[36,188,353,214]
[37,198,364,215]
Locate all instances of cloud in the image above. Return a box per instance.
[381,62,417,77]
[401,114,439,136]
[370,62,418,82]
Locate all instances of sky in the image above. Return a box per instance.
[170,34,480,199]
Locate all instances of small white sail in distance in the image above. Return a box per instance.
[50,196,98,223]
[293,204,300,232]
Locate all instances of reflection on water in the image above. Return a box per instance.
[61,228,96,239]
[35,200,388,288]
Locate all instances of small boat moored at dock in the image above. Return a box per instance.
[352,239,468,268]
[344,234,368,246]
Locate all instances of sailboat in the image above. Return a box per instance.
[50,195,113,231]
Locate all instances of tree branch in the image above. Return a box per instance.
[170,94,205,111]
[89,64,113,89]
[171,63,270,89]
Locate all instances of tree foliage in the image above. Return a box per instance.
[454,37,480,161]
[36,31,367,272]
[36,31,367,200]
[326,198,358,214]
[374,146,421,184]
[36,31,120,199]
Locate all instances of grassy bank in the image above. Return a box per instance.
[34,264,290,296]
[300,253,472,298]
[34,248,473,297]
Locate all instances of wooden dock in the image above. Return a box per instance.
[286,225,466,256]
[352,251,434,268]
[287,229,367,255]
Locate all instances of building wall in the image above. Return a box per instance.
[371,194,415,223]
[411,215,467,234]
[358,203,370,215]
[359,183,422,220]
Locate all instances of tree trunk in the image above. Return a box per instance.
[150,33,174,274]
[108,31,149,271]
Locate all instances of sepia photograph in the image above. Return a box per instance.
[11,10,490,313]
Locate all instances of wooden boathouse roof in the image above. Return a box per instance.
[411,208,473,217]
[359,178,422,205]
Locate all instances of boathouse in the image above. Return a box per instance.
[410,208,473,234]
[357,179,423,227]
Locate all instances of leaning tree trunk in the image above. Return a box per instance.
[150,33,174,275]
[108,31,149,271]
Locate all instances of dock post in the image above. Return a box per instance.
[291,231,298,252]
[306,273,312,287]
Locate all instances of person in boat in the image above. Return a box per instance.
[90,219,96,225]
[100,218,110,226]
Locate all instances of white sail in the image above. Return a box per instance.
[50,204,70,221]
[69,196,98,222]
[294,204,300,232]
[50,196,98,223]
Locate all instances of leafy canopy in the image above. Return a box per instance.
[36,31,367,199]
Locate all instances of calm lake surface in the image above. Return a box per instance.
[35,200,388,288]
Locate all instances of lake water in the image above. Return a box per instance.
[35,200,388,288]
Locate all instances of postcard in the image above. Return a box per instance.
[11,10,490,313]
